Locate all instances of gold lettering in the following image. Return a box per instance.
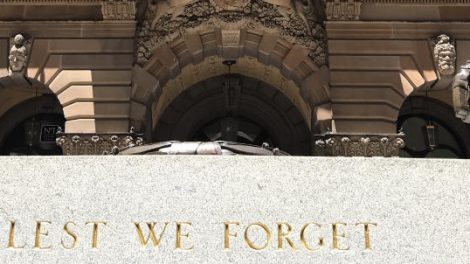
[243,223,271,250]
[332,223,350,250]
[7,221,25,249]
[356,222,377,250]
[277,222,296,250]
[300,223,323,251]
[223,222,239,250]
[34,221,52,249]
[175,222,193,250]
[61,221,78,249]
[86,221,107,249]
[134,222,169,248]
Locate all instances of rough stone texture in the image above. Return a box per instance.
[0,156,469,263]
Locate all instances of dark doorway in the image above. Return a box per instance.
[154,75,311,155]
[0,95,65,155]
[397,96,470,158]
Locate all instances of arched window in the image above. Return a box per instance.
[397,97,470,158]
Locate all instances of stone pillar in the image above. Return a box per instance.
[313,133,405,157]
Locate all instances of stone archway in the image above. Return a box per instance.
[154,74,311,155]
[131,28,331,138]
[0,78,65,155]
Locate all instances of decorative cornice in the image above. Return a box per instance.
[0,21,135,38]
[313,133,405,157]
[362,0,470,4]
[326,22,470,40]
[0,0,101,4]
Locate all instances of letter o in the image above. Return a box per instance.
[243,223,271,250]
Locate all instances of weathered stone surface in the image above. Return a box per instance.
[0,156,469,263]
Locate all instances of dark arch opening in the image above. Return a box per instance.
[397,96,470,159]
[0,95,65,155]
[153,74,311,155]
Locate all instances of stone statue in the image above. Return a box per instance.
[452,60,470,122]
[433,34,456,76]
[8,34,29,75]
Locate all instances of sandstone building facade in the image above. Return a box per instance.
[0,0,469,158]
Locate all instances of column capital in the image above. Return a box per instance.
[56,132,144,155]
[313,133,405,157]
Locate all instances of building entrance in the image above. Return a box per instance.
[153,74,311,155]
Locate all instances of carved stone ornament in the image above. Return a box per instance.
[325,0,361,21]
[433,34,456,76]
[101,0,136,20]
[313,133,405,157]
[8,34,31,76]
[56,131,144,155]
[452,60,470,123]
[137,0,327,66]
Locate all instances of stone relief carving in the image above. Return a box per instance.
[8,34,31,76]
[137,0,327,66]
[56,131,144,155]
[101,0,137,20]
[325,0,361,21]
[452,60,470,123]
[433,34,456,76]
[314,133,405,157]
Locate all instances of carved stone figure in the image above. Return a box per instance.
[433,34,456,76]
[8,34,29,75]
[452,60,470,122]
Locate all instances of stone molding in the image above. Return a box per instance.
[0,21,135,38]
[313,133,405,157]
[101,0,136,20]
[362,0,470,3]
[326,0,362,21]
[326,22,470,39]
[0,0,101,4]
[56,132,144,155]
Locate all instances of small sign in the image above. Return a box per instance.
[40,125,60,142]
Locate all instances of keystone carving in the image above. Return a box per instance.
[452,60,470,123]
[8,34,31,76]
[137,0,327,66]
[313,133,405,157]
[433,34,456,76]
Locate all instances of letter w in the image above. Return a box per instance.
[134,222,169,247]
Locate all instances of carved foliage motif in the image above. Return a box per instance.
[137,0,327,66]
[56,133,144,155]
[433,34,456,76]
[314,133,405,157]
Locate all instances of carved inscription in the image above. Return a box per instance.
[0,219,377,251]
